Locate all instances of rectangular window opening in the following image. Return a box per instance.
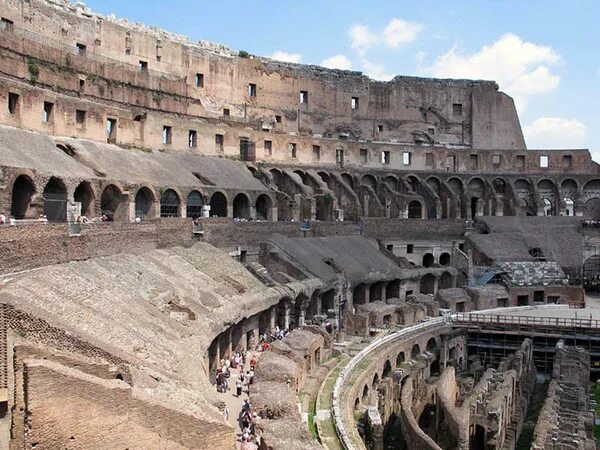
[76,43,87,56]
[540,155,549,168]
[313,145,321,161]
[386,244,393,252]
[289,143,297,158]
[360,148,368,164]
[223,108,230,116]
[497,298,508,308]
[563,154,572,168]
[406,244,414,254]
[452,103,463,116]
[275,115,282,123]
[8,92,19,115]
[300,91,308,104]
[139,60,148,72]
[162,125,172,145]
[79,78,85,91]
[264,140,272,156]
[195,73,204,88]
[401,151,410,165]
[0,17,14,31]
[188,129,197,148]
[351,97,359,110]
[75,109,86,125]
[215,134,224,152]
[43,101,54,123]
[382,151,392,165]
[106,118,117,143]
[492,154,501,165]
[377,124,383,132]
[516,155,525,168]
[248,83,257,97]
[425,153,434,167]
[470,153,479,169]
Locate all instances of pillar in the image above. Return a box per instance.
[227,203,234,218]
[269,306,276,330]
[271,206,278,222]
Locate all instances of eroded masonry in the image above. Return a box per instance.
[0,1,598,449]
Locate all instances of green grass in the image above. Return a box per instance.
[308,396,318,439]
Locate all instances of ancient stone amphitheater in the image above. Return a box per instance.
[0,1,598,449]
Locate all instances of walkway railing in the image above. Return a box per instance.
[451,312,600,330]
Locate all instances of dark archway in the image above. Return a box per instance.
[382,360,392,378]
[420,273,436,295]
[408,200,422,219]
[233,193,251,219]
[439,252,451,266]
[353,283,367,305]
[372,373,379,387]
[135,187,155,220]
[396,352,405,366]
[439,271,454,289]
[186,190,203,219]
[101,184,125,221]
[10,175,36,219]
[256,194,272,221]
[411,344,420,358]
[422,253,434,268]
[43,177,67,222]
[209,192,228,217]
[74,181,94,217]
[160,189,181,218]
[386,279,401,299]
[469,424,486,450]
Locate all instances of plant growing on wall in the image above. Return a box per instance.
[27,57,39,83]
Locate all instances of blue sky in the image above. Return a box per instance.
[86,0,600,160]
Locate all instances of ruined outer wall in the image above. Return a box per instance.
[0,0,526,155]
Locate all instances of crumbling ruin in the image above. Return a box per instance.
[0,1,597,449]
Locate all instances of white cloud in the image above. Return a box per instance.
[361,59,394,81]
[523,117,587,149]
[420,33,562,113]
[269,51,302,63]
[349,18,423,54]
[321,54,352,70]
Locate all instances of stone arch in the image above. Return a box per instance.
[583,179,600,193]
[361,174,377,190]
[537,178,556,191]
[233,193,251,219]
[422,253,434,268]
[426,337,437,353]
[160,189,181,218]
[186,190,204,219]
[406,175,420,193]
[492,178,507,194]
[362,385,369,402]
[209,191,228,217]
[73,181,95,217]
[341,173,354,188]
[447,177,463,194]
[372,373,379,387]
[134,187,156,220]
[439,271,454,289]
[255,194,273,221]
[561,178,578,192]
[426,176,441,195]
[10,174,36,219]
[353,283,367,305]
[383,175,399,192]
[396,352,406,366]
[439,252,451,266]
[408,200,423,219]
[467,177,485,192]
[101,184,127,221]
[411,344,420,358]
[420,273,436,294]
[43,177,68,222]
[382,360,393,378]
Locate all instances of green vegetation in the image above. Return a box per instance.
[238,50,250,58]
[307,396,318,439]
[27,57,39,83]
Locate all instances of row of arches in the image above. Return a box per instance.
[8,174,274,222]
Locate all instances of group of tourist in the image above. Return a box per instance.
[215,350,257,395]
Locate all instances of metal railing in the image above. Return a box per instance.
[451,312,600,330]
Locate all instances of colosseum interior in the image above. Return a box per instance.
[0,1,598,449]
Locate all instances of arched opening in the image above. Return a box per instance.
[470,197,479,219]
[256,194,272,221]
[385,279,401,299]
[418,404,437,438]
[408,200,422,219]
[209,192,228,217]
[186,191,203,219]
[382,360,392,378]
[584,198,600,220]
[353,283,367,305]
[341,173,354,188]
[396,352,405,367]
[160,189,181,218]
[426,338,437,353]
[100,184,125,221]
[233,193,251,219]
[439,271,454,289]
[73,181,94,217]
[422,253,434,268]
[561,178,578,192]
[362,385,369,403]
[492,178,506,194]
[562,197,574,216]
[542,198,552,216]
[354,398,360,410]
[369,282,383,302]
[439,252,451,266]
[420,273,436,295]
[372,373,379,387]
[383,176,398,192]
[43,177,67,222]
[469,424,486,450]
[361,174,377,190]
[134,187,155,221]
[411,344,420,358]
[10,175,36,219]
[426,177,441,195]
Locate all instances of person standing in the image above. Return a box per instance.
[236,378,243,397]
